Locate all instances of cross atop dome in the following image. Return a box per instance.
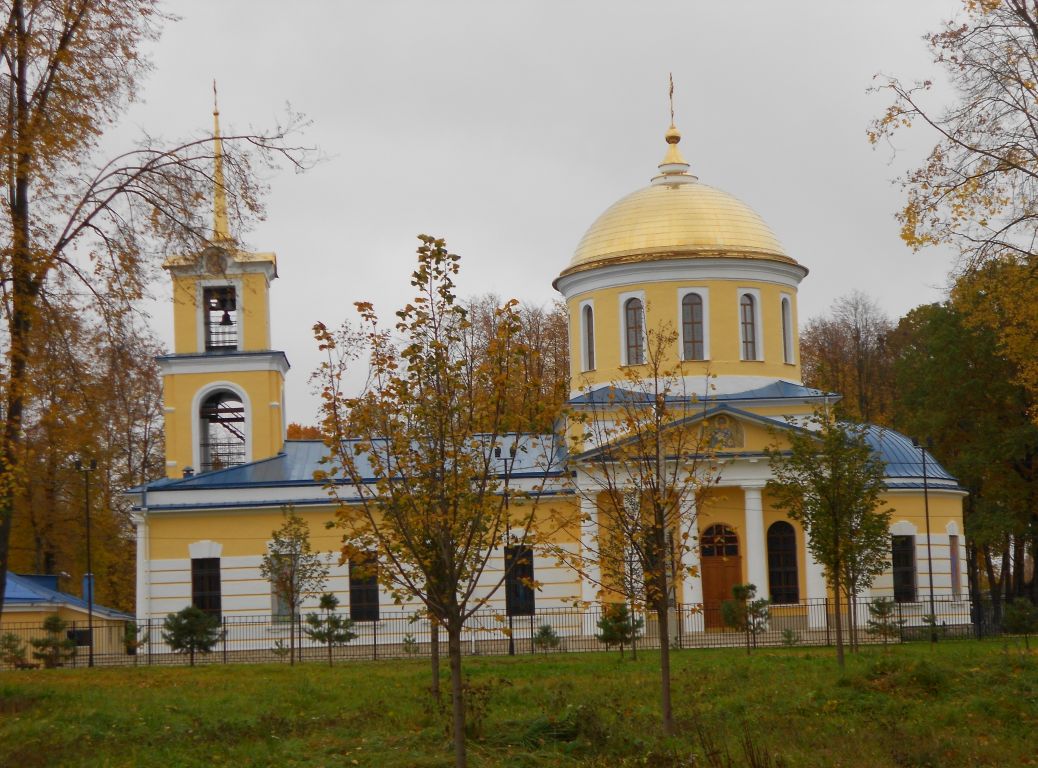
[654,75,696,184]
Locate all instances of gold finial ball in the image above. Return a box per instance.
[665,125,681,145]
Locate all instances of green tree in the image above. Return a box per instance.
[304,592,357,667]
[0,631,27,668]
[30,615,75,668]
[0,2,311,623]
[887,298,1038,610]
[532,623,560,654]
[721,583,770,655]
[767,409,892,669]
[595,602,643,660]
[259,508,329,666]
[161,606,221,666]
[315,236,561,768]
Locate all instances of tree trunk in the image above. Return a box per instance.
[833,571,845,670]
[447,621,466,768]
[657,601,675,736]
[327,639,333,668]
[430,618,441,700]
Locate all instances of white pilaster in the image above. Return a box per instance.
[579,492,601,605]
[805,533,828,629]
[133,512,150,620]
[743,485,768,599]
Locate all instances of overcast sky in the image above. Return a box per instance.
[121,1,963,424]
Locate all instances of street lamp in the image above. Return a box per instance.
[496,440,518,656]
[911,438,937,640]
[75,458,97,667]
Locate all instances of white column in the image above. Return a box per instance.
[133,512,150,621]
[805,532,828,629]
[680,499,702,634]
[743,485,768,599]
[580,493,601,606]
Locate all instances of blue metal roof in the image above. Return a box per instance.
[3,572,133,620]
[139,436,568,491]
[863,425,958,485]
[568,380,835,406]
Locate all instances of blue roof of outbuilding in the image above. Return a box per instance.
[3,572,133,620]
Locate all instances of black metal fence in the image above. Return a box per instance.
[0,595,998,670]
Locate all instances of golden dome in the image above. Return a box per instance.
[558,125,799,281]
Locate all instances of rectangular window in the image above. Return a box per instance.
[891,535,917,603]
[349,553,379,622]
[271,586,292,623]
[949,534,961,599]
[66,628,92,647]
[191,557,222,618]
[504,545,535,616]
[203,286,238,352]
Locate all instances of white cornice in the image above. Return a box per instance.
[555,257,809,299]
[157,351,290,377]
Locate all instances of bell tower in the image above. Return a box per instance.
[157,93,289,478]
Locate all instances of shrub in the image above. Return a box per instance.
[0,632,28,668]
[1002,598,1038,649]
[596,603,643,660]
[30,615,76,668]
[162,606,222,666]
[721,584,769,654]
[866,597,903,645]
[533,624,560,653]
[304,592,357,666]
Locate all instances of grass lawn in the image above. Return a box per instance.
[1,640,1036,767]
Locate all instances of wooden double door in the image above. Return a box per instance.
[700,524,741,629]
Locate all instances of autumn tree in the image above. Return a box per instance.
[259,509,329,666]
[0,1,311,620]
[315,236,562,768]
[465,293,569,432]
[869,0,1038,422]
[766,410,891,669]
[800,291,895,425]
[559,320,721,735]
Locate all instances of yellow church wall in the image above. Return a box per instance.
[171,271,271,355]
[567,279,801,389]
[162,369,285,476]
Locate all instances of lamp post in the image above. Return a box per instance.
[912,438,937,640]
[75,458,97,667]
[496,441,517,656]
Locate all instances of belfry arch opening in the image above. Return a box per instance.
[199,390,246,472]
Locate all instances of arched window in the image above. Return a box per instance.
[624,297,644,365]
[767,521,799,604]
[740,293,757,360]
[701,524,739,557]
[681,293,704,360]
[199,390,245,472]
[781,296,793,364]
[582,304,595,371]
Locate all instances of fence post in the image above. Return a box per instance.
[897,600,904,643]
[148,619,153,666]
[222,617,228,664]
[824,599,831,647]
[373,619,378,661]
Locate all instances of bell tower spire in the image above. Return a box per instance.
[212,80,231,243]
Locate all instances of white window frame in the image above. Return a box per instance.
[780,293,794,364]
[579,299,596,372]
[737,288,763,362]
[676,287,710,361]
[618,290,647,366]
